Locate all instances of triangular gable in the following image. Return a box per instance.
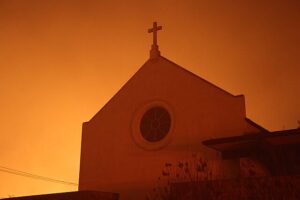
[88,56,243,123]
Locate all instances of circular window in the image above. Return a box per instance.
[140,106,171,142]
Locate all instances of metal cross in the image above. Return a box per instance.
[148,22,162,46]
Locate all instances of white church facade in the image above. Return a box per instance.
[78,22,263,199]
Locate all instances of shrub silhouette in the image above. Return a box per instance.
[147,153,300,200]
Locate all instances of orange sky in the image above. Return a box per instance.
[0,0,299,198]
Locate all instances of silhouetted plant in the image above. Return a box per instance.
[146,153,214,200]
[147,154,300,200]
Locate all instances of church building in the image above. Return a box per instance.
[78,22,269,199]
[3,22,300,200]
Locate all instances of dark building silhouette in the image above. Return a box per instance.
[1,191,118,200]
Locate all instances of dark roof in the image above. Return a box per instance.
[1,191,119,200]
[245,118,269,133]
[202,129,300,158]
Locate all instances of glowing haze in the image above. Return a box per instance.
[0,0,299,197]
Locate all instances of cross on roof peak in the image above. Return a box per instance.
[148,21,162,59]
[148,22,162,46]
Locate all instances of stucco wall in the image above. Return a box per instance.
[79,57,259,199]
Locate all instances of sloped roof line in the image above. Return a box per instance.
[88,55,242,123]
[88,59,151,123]
[245,118,269,133]
[160,56,242,98]
[202,128,300,150]
[2,191,119,200]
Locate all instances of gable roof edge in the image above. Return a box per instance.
[245,118,269,133]
[86,55,244,124]
[87,59,151,123]
[161,56,241,98]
